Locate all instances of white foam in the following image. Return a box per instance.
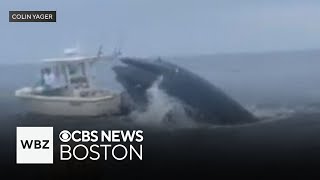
[130,76,195,128]
[247,105,295,121]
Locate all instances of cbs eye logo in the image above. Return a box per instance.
[59,130,71,142]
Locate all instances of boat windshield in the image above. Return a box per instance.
[68,63,84,76]
[67,62,89,88]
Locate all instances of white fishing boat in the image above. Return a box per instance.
[15,47,122,116]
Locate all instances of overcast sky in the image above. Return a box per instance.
[1,0,320,63]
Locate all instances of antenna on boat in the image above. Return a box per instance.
[112,47,122,58]
[91,45,121,65]
[97,45,103,58]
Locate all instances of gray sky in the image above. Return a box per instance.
[1,0,320,63]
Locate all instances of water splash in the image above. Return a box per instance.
[247,105,295,121]
[130,76,195,128]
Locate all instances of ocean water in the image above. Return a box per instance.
[4,51,320,117]
[2,51,320,178]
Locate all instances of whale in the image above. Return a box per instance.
[112,57,258,125]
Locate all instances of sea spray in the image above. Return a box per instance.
[130,76,195,128]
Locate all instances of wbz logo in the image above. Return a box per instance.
[20,139,50,149]
[16,127,53,164]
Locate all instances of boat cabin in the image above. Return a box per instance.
[41,55,99,91]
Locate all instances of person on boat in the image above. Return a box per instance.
[32,69,46,94]
[34,69,45,87]
[41,68,66,95]
[43,68,56,88]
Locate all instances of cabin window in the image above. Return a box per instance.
[68,63,86,76]
[67,63,88,87]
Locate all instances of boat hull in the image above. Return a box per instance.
[15,94,121,117]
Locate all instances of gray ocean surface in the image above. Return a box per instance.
[2,50,320,118]
[2,51,320,178]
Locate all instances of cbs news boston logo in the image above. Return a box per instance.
[16,127,143,164]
